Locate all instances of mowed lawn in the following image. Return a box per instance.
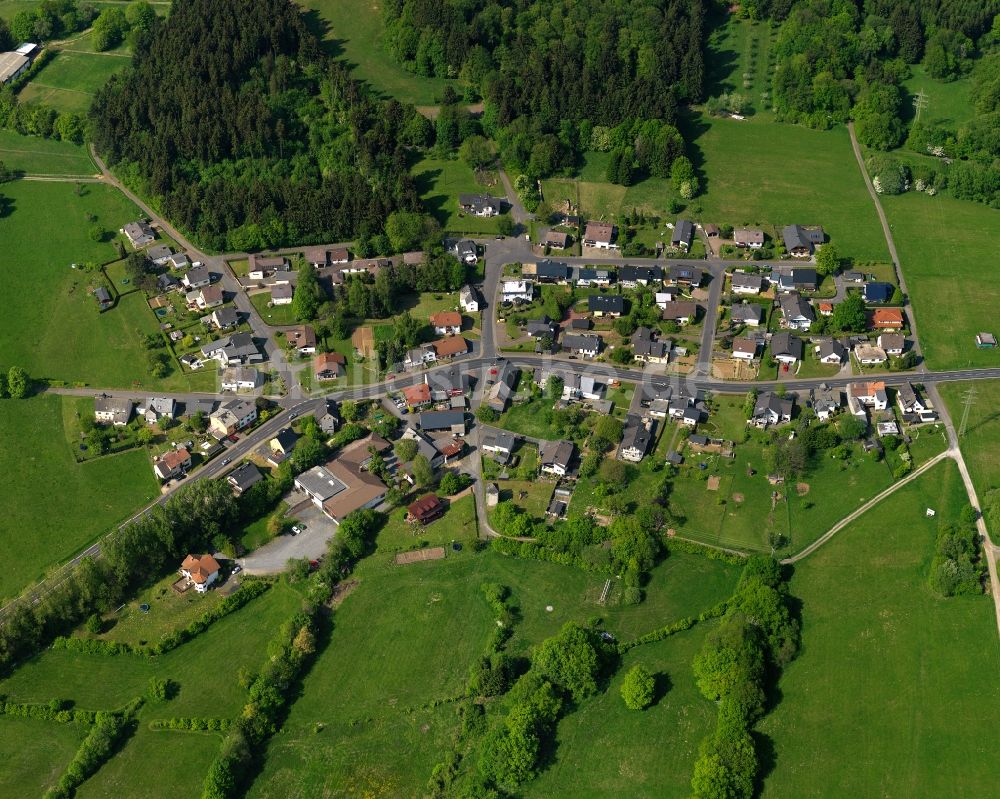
[76,725,223,799]
[902,65,974,129]
[0,716,87,797]
[296,0,455,106]
[0,395,158,601]
[18,48,129,114]
[690,117,889,263]
[248,556,496,799]
[0,580,301,717]
[0,180,204,389]
[882,192,1000,369]
[760,460,1000,798]
[0,129,96,175]
[411,155,503,234]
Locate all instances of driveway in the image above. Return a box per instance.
[239,502,337,574]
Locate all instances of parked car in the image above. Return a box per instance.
[232,565,242,575]
[291,525,302,535]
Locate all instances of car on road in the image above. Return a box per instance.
[220,458,231,466]
[289,411,297,420]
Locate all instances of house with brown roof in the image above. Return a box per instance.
[734,228,765,249]
[154,448,191,481]
[731,337,760,360]
[285,325,317,355]
[402,382,432,409]
[313,352,346,380]
[878,332,905,356]
[180,554,221,593]
[870,307,904,330]
[545,230,570,249]
[430,311,462,336]
[407,494,445,525]
[432,336,468,359]
[293,436,390,523]
[848,381,888,416]
[583,221,617,250]
[661,301,699,325]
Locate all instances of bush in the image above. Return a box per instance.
[620,665,655,710]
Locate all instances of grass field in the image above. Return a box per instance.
[881,192,1000,369]
[0,395,158,602]
[250,291,299,326]
[19,48,129,113]
[0,129,96,175]
[703,16,774,117]
[689,117,889,263]
[76,725,223,799]
[412,155,504,234]
[760,460,1000,797]
[902,65,974,129]
[0,716,87,797]
[939,380,1000,495]
[0,180,211,390]
[0,580,301,717]
[296,0,456,106]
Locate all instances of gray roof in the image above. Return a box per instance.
[621,415,652,454]
[783,224,820,252]
[562,333,602,352]
[212,307,239,327]
[667,264,703,284]
[730,303,764,324]
[817,339,847,360]
[672,219,694,245]
[540,439,574,468]
[227,461,263,492]
[754,391,794,419]
[527,317,558,337]
[731,272,763,291]
[418,410,466,430]
[770,332,803,359]
[534,259,569,280]
[296,464,347,501]
[779,293,815,322]
[483,429,517,452]
[588,294,624,313]
[147,244,173,261]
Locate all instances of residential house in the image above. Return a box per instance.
[427,364,471,399]
[588,294,624,317]
[864,282,894,303]
[855,344,887,365]
[180,554,221,593]
[619,415,653,462]
[271,283,294,305]
[535,369,604,401]
[540,439,575,476]
[210,308,239,330]
[843,271,865,283]
[544,230,570,249]
[123,220,155,248]
[95,286,113,311]
[418,410,467,435]
[141,397,176,424]
[94,396,133,426]
[897,382,937,422]
[481,429,517,463]
[666,264,703,288]
[574,267,613,287]
[226,461,263,495]
[817,301,834,317]
[569,317,592,331]
[313,352,346,380]
[312,398,340,434]
[632,327,671,363]
[661,301,698,325]
[182,266,211,289]
[620,265,664,288]
[405,344,437,369]
[209,398,258,437]
[770,332,803,364]
[153,448,191,481]
[459,284,480,313]
[731,272,764,294]
[221,366,261,392]
[817,338,848,365]
[408,494,445,525]
[848,381,888,416]
[671,219,694,251]
[486,381,514,413]
[156,273,181,293]
[562,333,602,358]
[730,303,764,327]
[448,239,478,265]
[791,268,818,292]
[268,428,298,463]
[432,336,469,360]
[167,253,190,270]
[532,259,570,283]
[458,194,502,217]
[811,387,843,420]
[147,244,173,265]
[750,392,794,428]
[430,311,463,336]
[704,224,720,238]
[402,382,433,409]
[734,228,765,248]
[878,333,905,356]
[194,285,224,310]
[400,427,444,469]
[779,292,815,331]
[526,315,559,338]
[248,255,289,276]
[655,289,680,308]
[782,224,824,257]
[200,333,262,366]
[502,280,534,304]
[583,221,617,249]
[732,337,760,360]
[871,307,904,330]
[285,325,317,355]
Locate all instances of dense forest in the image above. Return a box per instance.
[90,0,426,251]
[382,0,705,181]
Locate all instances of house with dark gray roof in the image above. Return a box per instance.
[458,194,502,217]
[533,259,570,283]
[783,225,824,257]
[526,315,559,338]
[418,410,467,435]
[619,265,663,288]
[588,294,624,317]
[561,333,602,358]
[731,272,764,294]
[226,462,263,495]
[770,332,803,363]
[751,392,794,428]
[779,292,815,331]
[540,440,575,476]
[730,303,764,327]
[671,219,694,251]
[666,264,703,287]
[817,338,848,364]
[619,415,654,462]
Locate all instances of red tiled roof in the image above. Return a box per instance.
[402,383,431,405]
[430,311,462,328]
[433,337,468,357]
[181,553,220,583]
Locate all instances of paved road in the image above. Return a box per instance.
[847,121,925,370]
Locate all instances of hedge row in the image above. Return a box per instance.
[51,580,273,658]
[618,601,728,654]
[666,537,747,565]
[490,537,613,574]
[0,701,98,725]
[149,717,232,732]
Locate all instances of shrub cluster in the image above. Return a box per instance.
[929,507,985,597]
[0,700,97,725]
[149,717,231,732]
